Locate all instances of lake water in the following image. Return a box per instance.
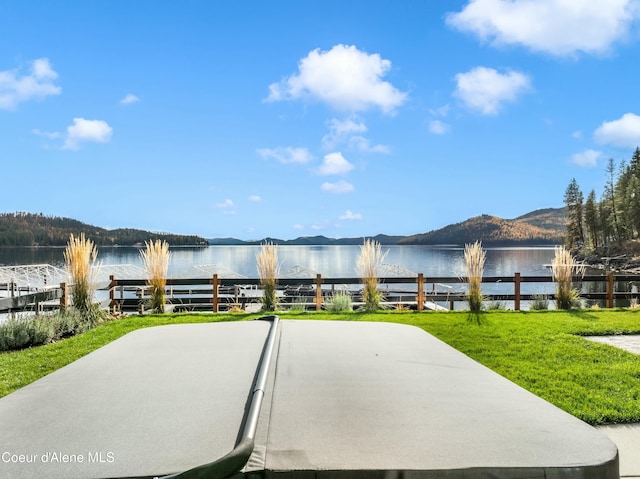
[0,245,557,277]
[0,245,560,299]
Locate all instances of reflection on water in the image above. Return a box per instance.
[0,244,557,279]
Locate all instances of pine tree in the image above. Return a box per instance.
[564,178,584,248]
[584,190,599,248]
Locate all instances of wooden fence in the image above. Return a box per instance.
[2,272,639,314]
[105,272,639,314]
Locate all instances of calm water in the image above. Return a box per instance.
[0,245,559,298]
[0,245,556,278]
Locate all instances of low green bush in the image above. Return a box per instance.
[326,291,353,312]
[529,294,550,310]
[0,309,101,352]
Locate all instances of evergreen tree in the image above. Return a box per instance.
[584,190,599,248]
[564,178,584,248]
[604,158,621,241]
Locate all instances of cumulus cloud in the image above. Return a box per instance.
[119,93,140,105]
[248,195,262,202]
[317,152,354,176]
[446,0,639,56]
[0,58,61,109]
[257,146,314,164]
[322,117,390,153]
[266,44,407,114]
[62,118,113,150]
[321,180,354,194]
[322,117,367,149]
[454,66,531,115]
[339,210,362,221]
[572,149,601,167]
[594,113,640,148]
[429,120,451,135]
[216,199,236,215]
[32,128,61,139]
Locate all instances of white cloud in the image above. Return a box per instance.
[0,58,61,110]
[339,210,362,221]
[429,104,450,117]
[62,118,113,150]
[317,152,354,176]
[572,149,601,167]
[32,128,60,139]
[348,136,390,153]
[594,113,640,148]
[454,66,531,115]
[293,224,305,230]
[322,117,367,149]
[257,146,313,164]
[321,180,354,194]
[266,44,407,114]
[216,199,234,208]
[120,93,140,105]
[322,117,390,153]
[429,120,451,135]
[248,195,262,202]
[572,130,583,139]
[446,0,639,56]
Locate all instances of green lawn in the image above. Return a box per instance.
[2,309,640,425]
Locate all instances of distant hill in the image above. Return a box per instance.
[0,212,207,247]
[398,208,565,246]
[1,208,566,248]
[235,234,406,246]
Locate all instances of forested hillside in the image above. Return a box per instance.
[0,212,207,246]
[399,210,564,246]
[565,147,640,251]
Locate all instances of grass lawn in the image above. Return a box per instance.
[2,309,640,425]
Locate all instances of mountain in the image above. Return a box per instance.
[398,208,565,246]
[1,208,566,248]
[236,234,406,246]
[0,212,207,247]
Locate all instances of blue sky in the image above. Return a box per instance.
[2,1,640,240]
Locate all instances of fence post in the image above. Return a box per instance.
[514,272,521,311]
[211,274,219,313]
[417,273,424,311]
[60,282,68,311]
[109,275,116,315]
[606,272,615,308]
[315,274,323,311]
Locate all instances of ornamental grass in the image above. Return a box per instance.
[551,246,585,310]
[356,239,388,312]
[64,233,102,325]
[464,241,486,313]
[257,242,280,312]
[140,239,172,313]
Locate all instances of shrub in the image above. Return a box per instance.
[485,300,506,310]
[551,246,585,310]
[464,241,486,313]
[326,291,353,312]
[529,294,549,311]
[257,242,280,312]
[356,239,388,312]
[140,239,172,313]
[0,310,91,352]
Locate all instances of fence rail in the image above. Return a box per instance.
[106,272,637,314]
[2,272,638,314]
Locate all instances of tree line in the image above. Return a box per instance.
[0,212,207,247]
[564,147,640,250]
